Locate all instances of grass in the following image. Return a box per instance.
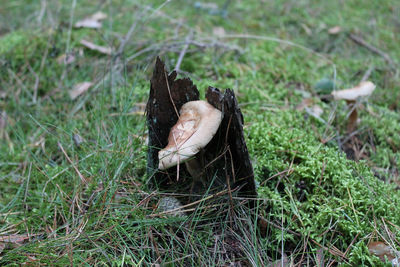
[1,0,400,265]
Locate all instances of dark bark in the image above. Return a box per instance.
[146,57,256,199]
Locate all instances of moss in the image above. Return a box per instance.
[0,30,28,55]
[247,111,400,265]
[0,30,49,64]
[361,107,400,171]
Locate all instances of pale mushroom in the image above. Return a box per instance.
[158,100,222,179]
[331,81,376,132]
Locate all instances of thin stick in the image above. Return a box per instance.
[361,66,374,82]
[260,169,293,186]
[349,34,394,66]
[175,31,193,72]
[58,142,87,185]
[37,0,47,23]
[223,116,235,224]
[224,150,235,227]
[116,19,139,57]
[221,33,336,65]
[311,239,347,259]
[344,233,359,257]
[172,131,181,181]
[164,71,180,118]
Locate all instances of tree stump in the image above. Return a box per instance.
[146,57,257,202]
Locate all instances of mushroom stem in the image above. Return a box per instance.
[185,155,206,187]
[346,100,358,133]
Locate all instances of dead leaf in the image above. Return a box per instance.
[80,39,112,55]
[75,11,107,29]
[213,27,226,37]
[301,23,312,35]
[69,82,93,100]
[56,53,76,65]
[296,98,314,111]
[310,105,323,117]
[328,26,342,34]
[194,2,219,10]
[368,241,396,262]
[73,133,84,147]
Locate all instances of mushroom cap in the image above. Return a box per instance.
[158,100,222,170]
[332,81,376,101]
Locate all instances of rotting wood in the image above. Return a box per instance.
[146,57,257,201]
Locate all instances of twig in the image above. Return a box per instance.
[66,0,77,55]
[58,142,88,185]
[164,70,180,118]
[349,34,395,66]
[149,227,161,264]
[224,150,234,227]
[116,18,139,57]
[361,65,374,82]
[175,31,193,72]
[163,255,193,265]
[221,33,336,66]
[260,169,293,186]
[311,239,347,260]
[259,216,301,237]
[344,233,359,257]
[37,0,47,24]
[346,186,360,227]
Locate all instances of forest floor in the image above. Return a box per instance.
[1,0,400,265]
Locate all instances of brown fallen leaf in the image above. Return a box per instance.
[328,26,342,34]
[368,241,396,262]
[74,11,107,29]
[69,81,93,100]
[80,39,112,55]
